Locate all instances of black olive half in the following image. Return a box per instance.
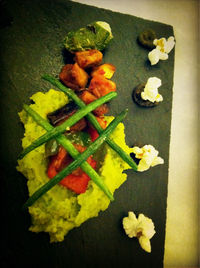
[132,84,159,108]
[47,101,79,126]
[138,29,156,49]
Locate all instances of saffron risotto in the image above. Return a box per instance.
[17,89,134,242]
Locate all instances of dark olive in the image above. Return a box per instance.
[47,101,79,126]
[138,29,156,49]
[132,83,159,108]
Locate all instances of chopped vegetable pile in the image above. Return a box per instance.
[16,21,174,245]
[18,21,138,209]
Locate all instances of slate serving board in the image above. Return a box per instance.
[0,0,175,267]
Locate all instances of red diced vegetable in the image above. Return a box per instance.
[74,49,103,69]
[59,63,89,90]
[47,146,69,178]
[47,144,97,194]
[61,155,96,194]
[60,173,90,194]
[89,75,116,98]
[79,90,97,104]
[91,63,116,79]
[79,90,109,116]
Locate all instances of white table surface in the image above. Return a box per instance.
[72,0,199,267]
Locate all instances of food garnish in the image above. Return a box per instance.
[140,77,163,103]
[138,29,156,49]
[138,29,175,65]
[133,84,157,108]
[148,36,175,65]
[122,211,156,253]
[133,77,163,107]
[132,145,164,172]
[64,21,113,52]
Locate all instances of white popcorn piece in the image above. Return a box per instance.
[138,235,151,253]
[154,36,175,54]
[141,77,163,103]
[122,211,156,253]
[133,144,164,172]
[148,48,168,65]
[122,211,138,238]
[148,36,175,65]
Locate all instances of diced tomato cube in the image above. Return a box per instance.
[89,75,116,98]
[95,117,107,129]
[79,90,109,116]
[60,173,90,194]
[47,144,97,194]
[91,63,116,79]
[75,49,103,69]
[79,90,97,104]
[59,63,89,90]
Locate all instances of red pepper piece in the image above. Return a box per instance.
[47,145,97,194]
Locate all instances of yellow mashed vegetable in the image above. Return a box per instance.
[17,89,134,243]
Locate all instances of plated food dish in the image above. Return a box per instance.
[1,1,175,267]
[17,21,138,242]
[17,20,174,249]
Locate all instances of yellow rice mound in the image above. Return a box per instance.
[17,89,133,242]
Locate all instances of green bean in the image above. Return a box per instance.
[23,109,128,208]
[18,91,117,160]
[42,74,138,171]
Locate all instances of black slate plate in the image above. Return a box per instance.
[0,0,174,267]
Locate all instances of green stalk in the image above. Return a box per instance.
[23,109,128,208]
[19,91,117,160]
[42,74,137,171]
